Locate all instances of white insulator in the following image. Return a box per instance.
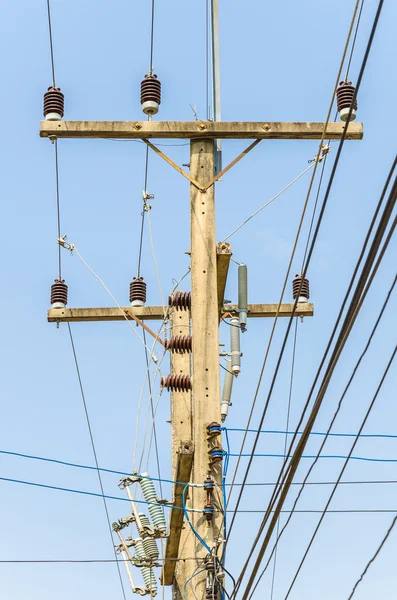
[140,473,167,533]
[51,301,66,309]
[221,360,234,422]
[142,535,159,561]
[138,512,154,534]
[138,514,159,560]
[142,101,159,115]
[238,264,248,332]
[135,539,158,596]
[339,107,356,122]
[45,112,63,121]
[230,317,241,375]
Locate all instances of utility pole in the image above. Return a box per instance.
[43,118,360,598]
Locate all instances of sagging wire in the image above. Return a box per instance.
[182,483,212,554]
[67,324,127,600]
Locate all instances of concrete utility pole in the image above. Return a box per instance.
[42,118,361,599]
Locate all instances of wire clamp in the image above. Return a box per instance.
[309,144,331,164]
[57,235,74,253]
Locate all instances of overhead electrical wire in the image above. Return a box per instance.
[2,474,397,515]
[269,319,299,600]
[237,148,395,600]
[346,514,397,600]
[224,0,366,553]
[229,4,388,595]
[67,324,127,600]
[282,345,397,599]
[247,270,397,599]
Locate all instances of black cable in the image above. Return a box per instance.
[282,344,397,600]
[346,0,365,79]
[230,6,388,593]
[248,270,397,599]
[240,161,396,600]
[67,324,127,600]
[46,0,56,87]
[269,318,298,600]
[149,0,155,75]
[224,1,363,528]
[347,514,397,599]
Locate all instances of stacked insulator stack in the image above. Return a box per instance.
[138,513,159,561]
[50,278,68,308]
[336,81,358,121]
[140,74,161,115]
[292,274,310,303]
[139,473,167,534]
[43,86,64,120]
[168,291,191,311]
[130,277,147,306]
[161,374,191,392]
[164,335,192,353]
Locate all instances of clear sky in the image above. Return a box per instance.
[0,1,396,599]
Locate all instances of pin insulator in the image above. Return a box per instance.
[292,274,310,302]
[161,374,192,392]
[129,276,147,306]
[208,447,224,464]
[43,86,64,120]
[50,278,68,308]
[164,335,192,353]
[336,81,358,122]
[140,74,161,115]
[168,291,191,311]
[203,476,215,492]
[207,422,222,437]
[203,503,214,523]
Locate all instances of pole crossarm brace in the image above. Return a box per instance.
[47,302,313,323]
[40,120,363,140]
[161,442,194,586]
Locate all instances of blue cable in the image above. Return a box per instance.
[0,475,196,511]
[182,484,212,553]
[224,427,397,440]
[182,568,206,600]
[227,453,397,463]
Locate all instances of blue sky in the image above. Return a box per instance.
[0,1,396,599]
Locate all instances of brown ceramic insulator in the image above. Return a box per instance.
[168,291,191,311]
[336,81,358,112]
[129,277,147,304]
[140,74,161,106]
[50,278,68,305]
[161,374,191,392]
[165,336,192,353]
[292,274,310,301]
[43,86,64,117]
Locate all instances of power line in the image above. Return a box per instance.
[270,319,299,600]
[347,514,397,599]
[45,0,56,87]
[224,0,365,548]
[67,325,128,600]
[282,344,397,600]
[229,0,388,600]
[346,0,365,79]
[247,269,397,599]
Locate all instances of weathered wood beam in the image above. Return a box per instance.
[161,442,194,586]
[216,242,232,314]
[47,302,313,323]
[40,120,363,140]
